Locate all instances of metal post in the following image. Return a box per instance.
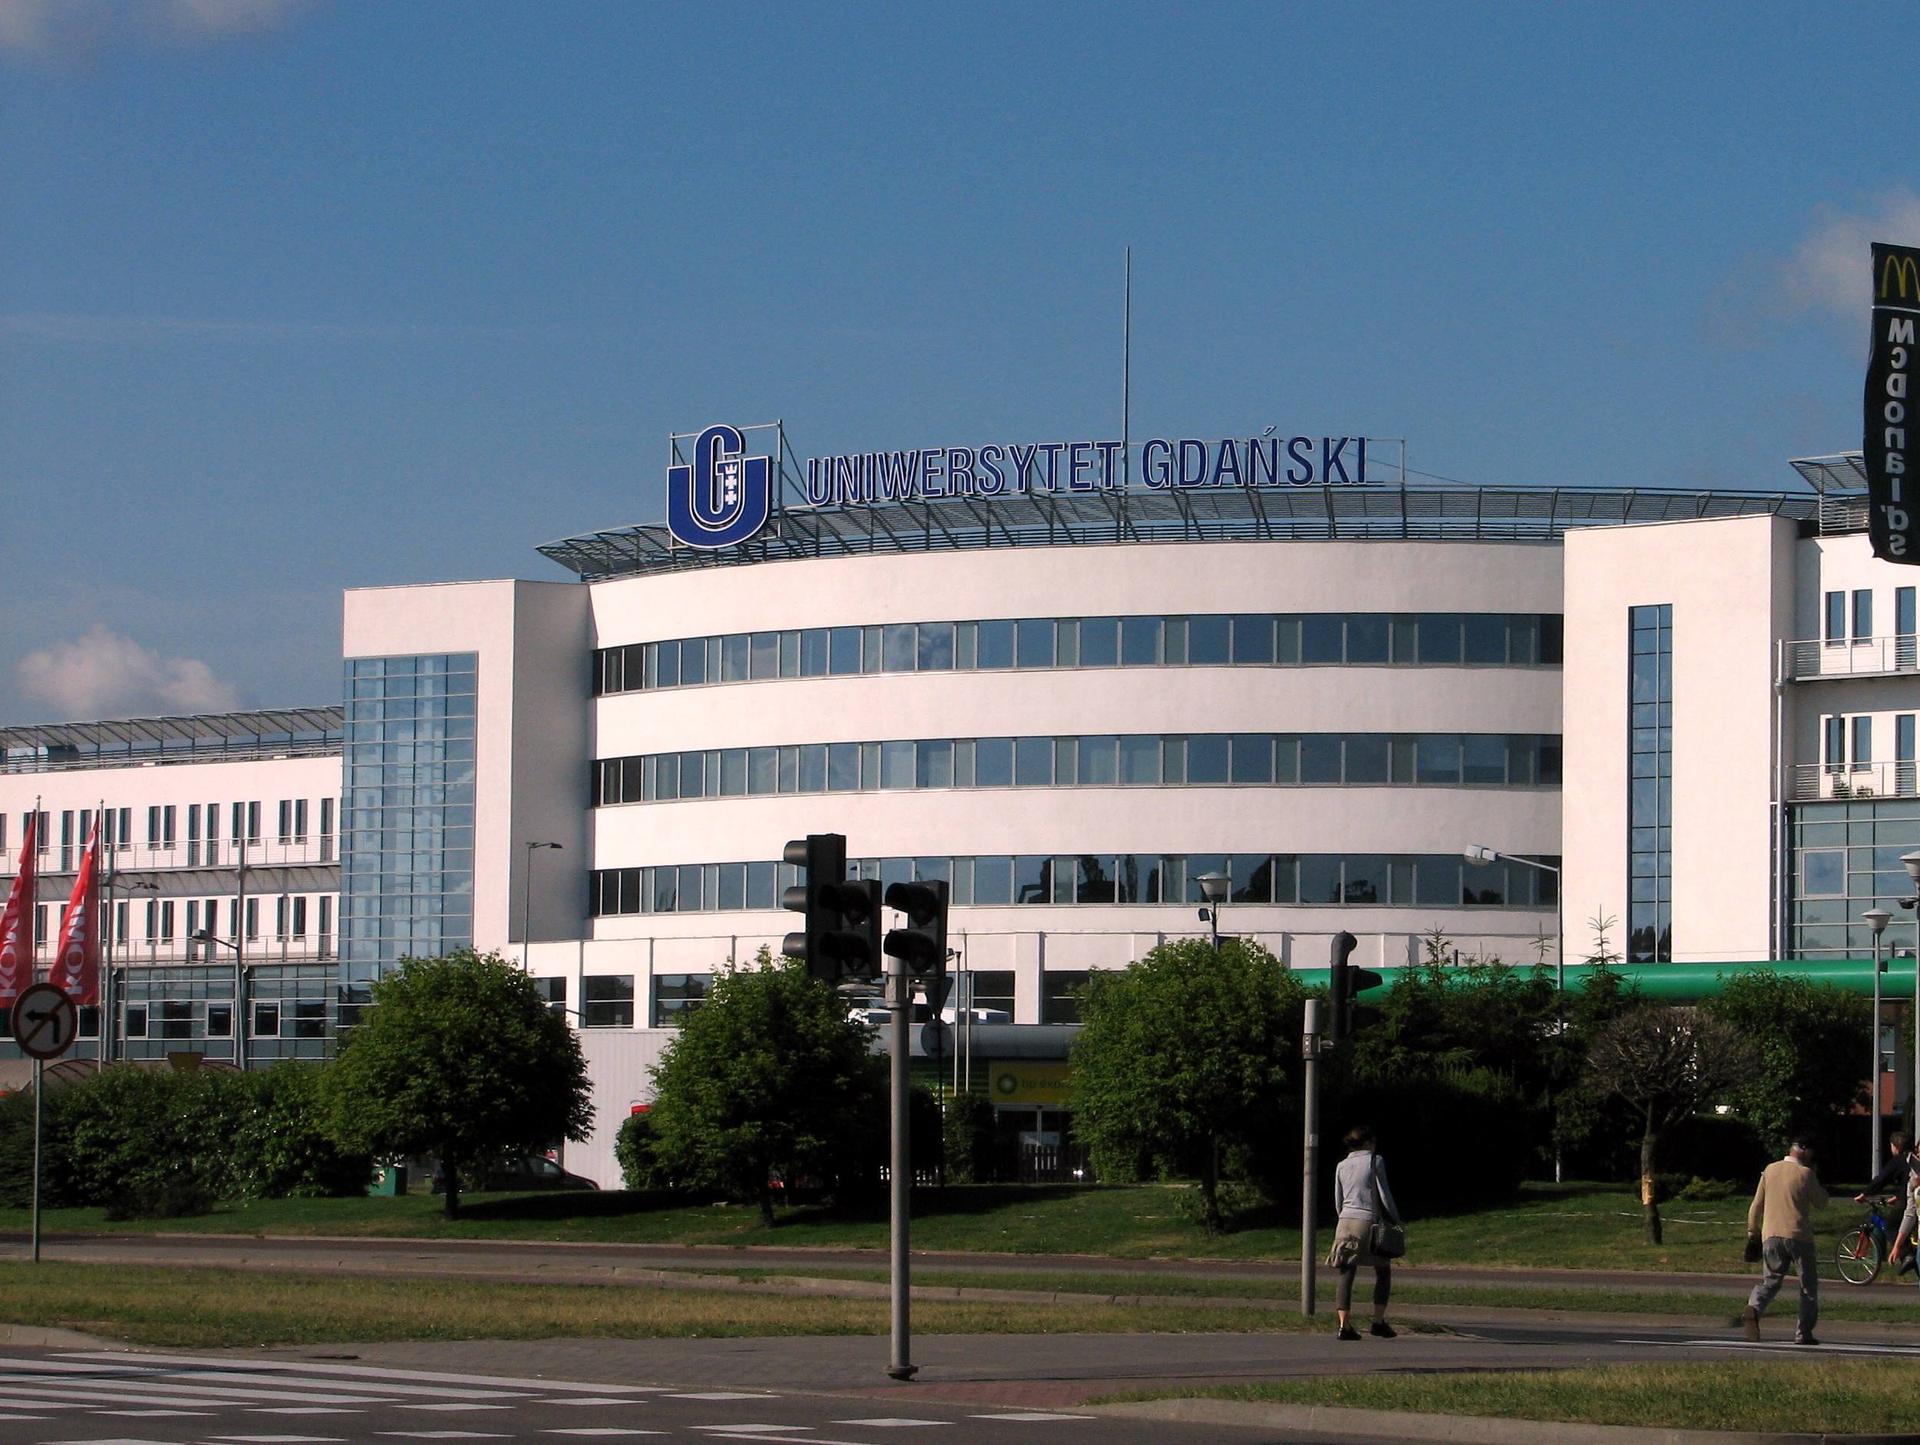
[235,849,248,1072]
[1913,916,1919,1138]
[1872,927,1884,1174]
[1301,997,1321,1316]
[1555,887,1566,1184]
[887,953,916,1379]
[523,845,535,970]
[30,1056,43,1263]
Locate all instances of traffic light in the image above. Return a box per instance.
[883,879,948,984]
[1328,931,1382,1040]
[781,834,881,984]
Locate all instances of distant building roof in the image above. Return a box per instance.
[1,706,342,774]
[538,482,1824,582]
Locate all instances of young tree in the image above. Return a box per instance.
[323,949,593,1218]
[1069,937,1300,1231]
[1585,1006,1754,1242]
[646,949,884,1225]
[1707,972,1870,1155]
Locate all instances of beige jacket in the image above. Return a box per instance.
[1747,1155,1828,1243]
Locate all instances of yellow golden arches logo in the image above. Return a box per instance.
[1882,251,1920,302]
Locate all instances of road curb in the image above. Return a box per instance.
[1095,1396,1920,1444]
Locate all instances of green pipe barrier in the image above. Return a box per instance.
[1287,957,1920,1003]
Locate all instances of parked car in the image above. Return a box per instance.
[430,1153,598,1193]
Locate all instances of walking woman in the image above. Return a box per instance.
[1327,1124,1402,1340]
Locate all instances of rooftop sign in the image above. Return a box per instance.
[665,424,1375,549]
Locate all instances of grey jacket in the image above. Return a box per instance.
[1333,1149,1401,1224]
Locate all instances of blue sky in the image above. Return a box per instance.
[2,0,1916,722]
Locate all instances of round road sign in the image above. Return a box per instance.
[12,982,78,1061]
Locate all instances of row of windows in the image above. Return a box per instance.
[21,895,333,950]
[2,799,335,864]
[120,999,327,1041]
[560,969,1061,1030]
[595,732,1564,805]
[590,851,1561,917]
[1822,586,1918,645]
[594,611,1564,695]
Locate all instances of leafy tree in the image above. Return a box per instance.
[322,949,593,1218]
[1070,937,1301,1231]
[1584,1006,1754,1242]
[646,948,884,1225]
[1346,954,1557,1101]
[1707,972,1870,1155]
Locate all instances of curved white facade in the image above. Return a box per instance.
[578,538,1565,996]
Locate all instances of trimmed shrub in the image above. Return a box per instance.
[229,1064,375,1199]
[614,1111,667,1191]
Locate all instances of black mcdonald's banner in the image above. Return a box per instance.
[1867,241,1920,563]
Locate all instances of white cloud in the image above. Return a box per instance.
[16,625,242,720]
[1781,190,1920,319]
[0,0,315,58]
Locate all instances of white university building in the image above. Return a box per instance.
[2,434,1913,1185]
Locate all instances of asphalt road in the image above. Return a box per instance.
[9,1326,1920,1445]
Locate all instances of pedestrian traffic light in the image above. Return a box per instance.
[883,879,948,980]
[1328,931,1382,1040]
[781,834,881,984]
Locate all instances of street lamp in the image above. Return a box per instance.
[106,876,158,1068]
[1865,907,1891,1173]
[1465,845,1565,993]
[523,841,563,970]
[1899,851,1920,1133]
[1194,870,1230,952]
[192,926,247,1070]
[1468,843,1566,1183]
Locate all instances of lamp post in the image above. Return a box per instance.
[191,928,245,1069]
[522,842,563,971]
[107,875,158,1068]
[1865,908,1891,1175]
[1901,852,1920,1133]
[1464,845,1564,991]
[1194,870,1230,953]
[1468,844,1565,1182]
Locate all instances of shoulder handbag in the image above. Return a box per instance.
[1368,1155,1406,1259]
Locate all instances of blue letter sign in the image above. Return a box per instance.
[666,424,772,549]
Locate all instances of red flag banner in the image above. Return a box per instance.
[50,819,102,1006]
[0,812,39,1008]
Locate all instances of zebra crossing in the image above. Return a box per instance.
[0,1350,668,1439]
[0,1350,1097,1444]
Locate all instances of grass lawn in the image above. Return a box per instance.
[696,1265,1920,1325]
[1123,1362,1918,1434]
[0,1260,1325,1350]
[0,1180,1890,1277]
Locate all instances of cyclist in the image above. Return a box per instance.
[1855,1131,1920,1276]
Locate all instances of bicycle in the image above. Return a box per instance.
[1834,1197,1903,1285]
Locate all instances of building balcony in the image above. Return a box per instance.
[1788,760,1919,804]
[0,838,340,892]
[1783,634,1920,682]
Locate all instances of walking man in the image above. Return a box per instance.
[1742,1135,1829,1346]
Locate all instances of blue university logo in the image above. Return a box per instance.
[666,424,773,549]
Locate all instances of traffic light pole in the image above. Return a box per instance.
[887,951,916,1380]
[1301,997,1321,1316]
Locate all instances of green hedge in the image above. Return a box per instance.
[0,1063,373,1215]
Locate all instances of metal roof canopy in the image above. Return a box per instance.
[1,705,343,757]
[1791,453,1869,495]
[537,482,1823,582]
